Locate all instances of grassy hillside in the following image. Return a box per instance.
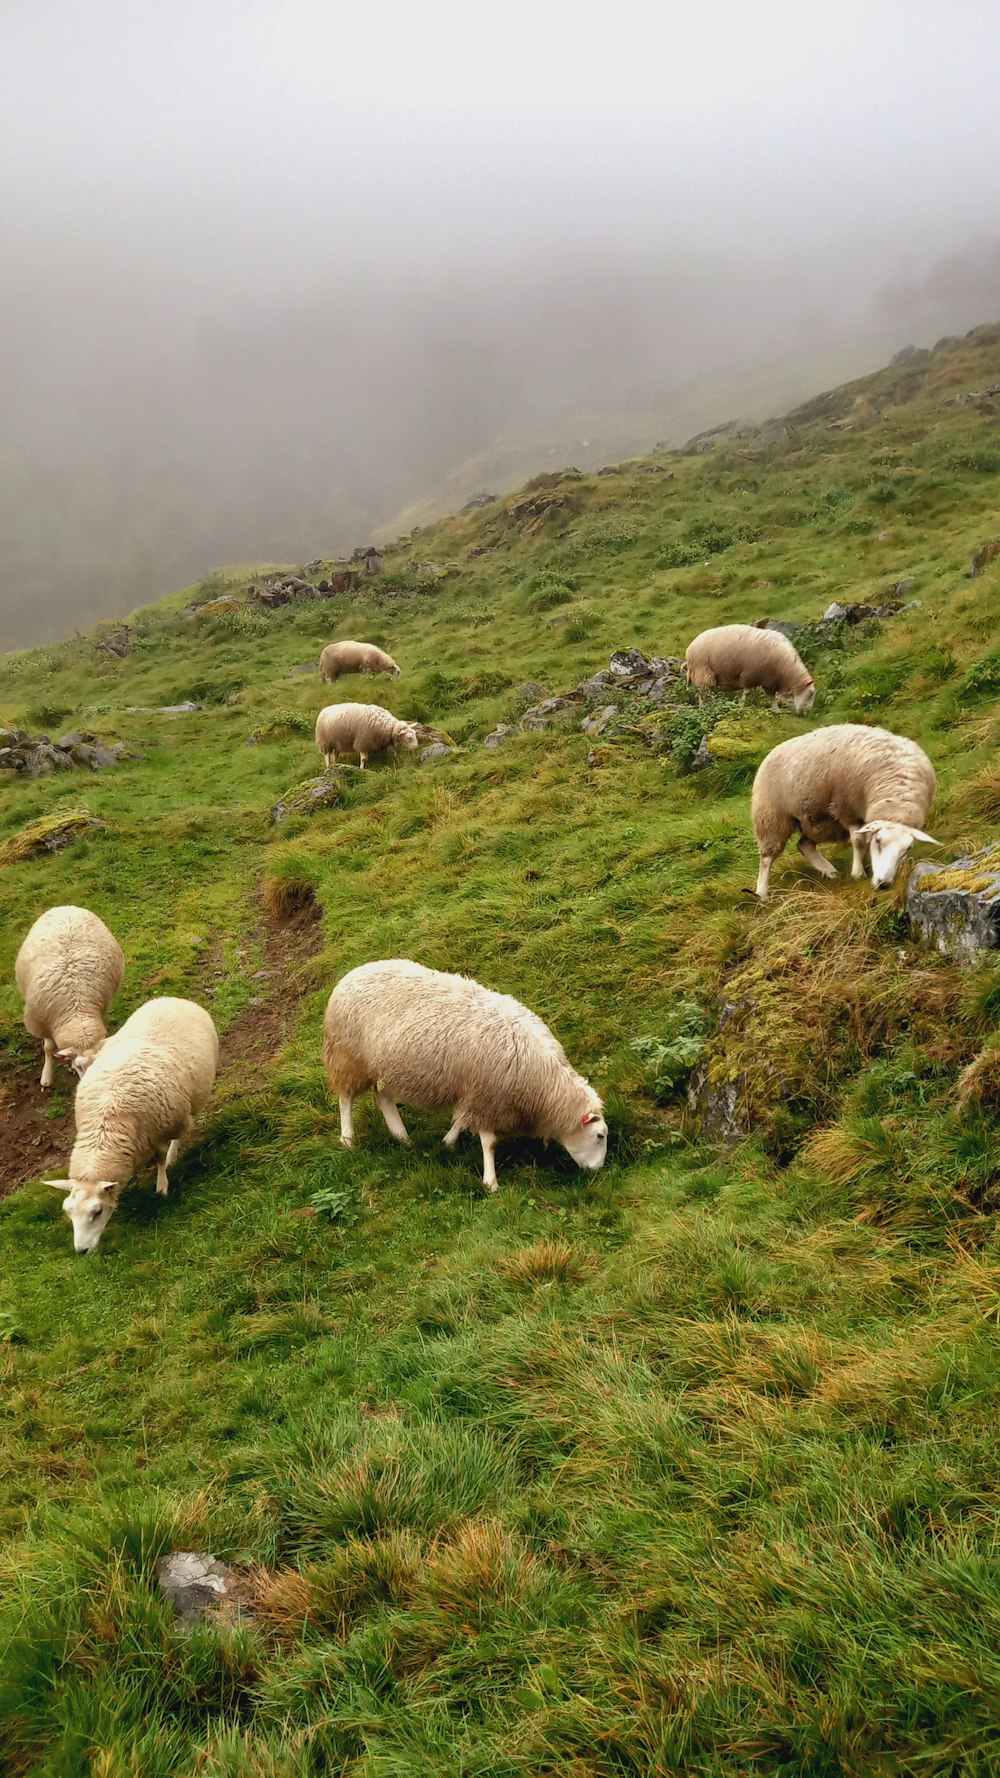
[3,324,1000,1775]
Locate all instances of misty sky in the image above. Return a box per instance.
[2,0,999,646]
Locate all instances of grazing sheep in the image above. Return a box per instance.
[320,640,401,682]
[315,702,419,771]
[322,959,608,1191]
[684,623,815,713]
[15,905,125,1086]
[46,997,219,1253]
[751,723,939,901]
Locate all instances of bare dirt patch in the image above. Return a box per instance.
[0,1058,74,1199]
[219,905,323,1088]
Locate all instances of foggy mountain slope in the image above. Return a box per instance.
[2,0,999,650]
[7,321,1000,1771]
[0,248,986,656]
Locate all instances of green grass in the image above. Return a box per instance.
[4,324,1000,1772]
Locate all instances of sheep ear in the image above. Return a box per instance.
[56,1049,73,1061]
[853,822,879,837]
[581,1111,598,1126]
[45,1179,71,1192]
[908,829,941,846]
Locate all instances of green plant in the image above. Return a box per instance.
[632,1002,707,1102]
[308,1185,359,1226]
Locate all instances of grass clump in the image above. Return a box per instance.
[261,848,322,924]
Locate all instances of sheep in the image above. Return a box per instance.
[315,701,419,771]
[320,640,401,683]
[15,905,125,1087]
[751,723,939,901]
[46,996,219,1253]
[322,959,608,1191]
[684,623,815,713]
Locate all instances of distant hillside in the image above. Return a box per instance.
[4,322,1000,1774]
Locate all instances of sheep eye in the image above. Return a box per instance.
[90,1209,102,1222]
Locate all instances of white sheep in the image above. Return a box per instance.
[684,623,815,713]
[320,640,401,682]
[46,996,219,1252]
[315,702,419,771]
[322,958,608,1190]
[751,723,939,901]
[15,905,125,1086]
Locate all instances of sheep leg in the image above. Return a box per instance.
[443,1118,462,1149]
[358,752,367,770]
[755,854,775,901]
[155,1148,170,1195]
[339,1094,355,1148]
[479,1131,499,1193]
[324,751,333,773]
[798,837,838,879]
[849,828,868,880]
[40,1038,56,1088]
[376,1088,410,1143]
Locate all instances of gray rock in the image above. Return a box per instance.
[691,735,714,772]
[581,705,618,737]
[271,775,344,823]
[687,1066,744,1144]
[461,490,498,511]
[418,742,453,764]
[609,647,649,677]
[482,724,513,749]
[125,701,203,715]
[575,671,619,700]
[286,664,316,678]
[755,619,802,637]
[907,849,1000,965]
[520,695,581,731]
[517,682,546,701]
[822,602,851,623]
[156,1551,252,1630]
[24,742,74,776]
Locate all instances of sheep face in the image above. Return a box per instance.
[400,726,419,752]
[793,682,816,714]
[856,820,940,889]
[47,1179,117,1253]
[560,1108,609,1171]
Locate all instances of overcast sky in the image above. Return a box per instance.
[2,0,999,644]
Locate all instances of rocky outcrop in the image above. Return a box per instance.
[517,649,686,733]
[0,727,125,776]
[907,848,1000,965]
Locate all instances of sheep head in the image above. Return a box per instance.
[47,1178,119,1253]
[855,820,940,889]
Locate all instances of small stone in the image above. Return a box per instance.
[691,736,713,771]
[156,1551,253,1631]
[581,705,618,737]
[482,725,512,749]
[418,742,453,764]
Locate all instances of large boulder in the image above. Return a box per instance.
[907,848,1000,965]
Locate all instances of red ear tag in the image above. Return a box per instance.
[582,1112,596,1126]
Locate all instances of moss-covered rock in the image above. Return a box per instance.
[0,809,105,866]
[908,846,1000,964]
[270,772,347,824]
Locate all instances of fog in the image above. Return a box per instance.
[2,0,999,648]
